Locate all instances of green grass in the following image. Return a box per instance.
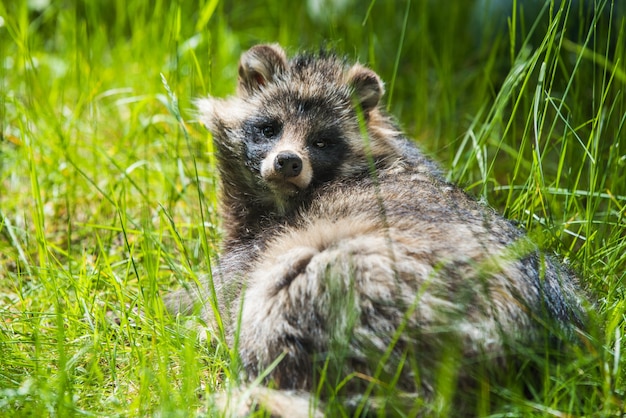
[0,0,625,416]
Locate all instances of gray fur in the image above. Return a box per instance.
[166,44,587,416]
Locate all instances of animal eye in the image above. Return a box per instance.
[261,125,276,138]
[312,130,338,149]
[255,120,281,141]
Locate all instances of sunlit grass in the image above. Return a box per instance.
[0,0,624,416]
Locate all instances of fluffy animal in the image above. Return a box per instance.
[166,44,587,416]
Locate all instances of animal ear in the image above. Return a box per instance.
[345,64,384,113]
[238,44,288,95]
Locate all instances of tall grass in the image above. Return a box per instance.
[0,0,624,416]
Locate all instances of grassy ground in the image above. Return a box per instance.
[0,0,624,416]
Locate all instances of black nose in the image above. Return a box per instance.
[274,152,302,177]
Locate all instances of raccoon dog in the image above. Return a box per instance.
[168,44,587,415]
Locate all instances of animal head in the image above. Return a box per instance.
[197,44,402,217]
